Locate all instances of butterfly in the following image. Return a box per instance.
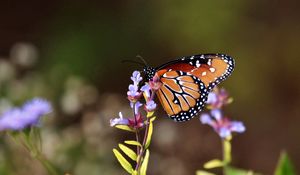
[143,54,235,122]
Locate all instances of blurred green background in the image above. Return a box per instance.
[0,0,299,174]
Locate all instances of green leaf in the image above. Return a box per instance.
[145,121,153,149]
[140,149,150,175]
[113,149,133,174]
[225,166,258,175]
[125,140,142,147]
[204,159,224,169]
[115,125,135,132]
[131,170,138,175]
[150,116,156,122]
[274,151,296,175]
[119,144,137,161]
[196,170,216,175]
[146,112,154,118]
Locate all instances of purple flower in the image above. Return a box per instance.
[127,71,144,102]
[23,98,52,116]
[200,109,245,139]
[111,70,159,130]
[206,88,232,109]
[0,109,27,130]
[131,71,143,86]
[127,84,141,102]
[0,98,52,131]
[206,92,217,104]
[110,112,129,127]
[134,101,143,115]
[127,84,140,97]
[141,84,151,99]
[145,100,157,112]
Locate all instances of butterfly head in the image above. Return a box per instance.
[143,66,156,81]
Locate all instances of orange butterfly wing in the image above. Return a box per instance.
[155,70,208,121]
[147,54,235,122]
[157,54,234,91]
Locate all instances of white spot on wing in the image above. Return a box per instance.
[207,59,212,66]
[195,60,201,67]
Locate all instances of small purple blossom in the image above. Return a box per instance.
[141,84,151,99]
[145,100,157,112]
[206,88,232,109]
[131,71,143,86]
[110,111,144,129]
[200,109,245,139]
[127,71,143,102]
[0,109,27,130]
[0,98,52,131]
[134,101,143,115]
[127,84,140,97]
[23,98,52,116]
[110,112,129,127]
[206,92,217,104]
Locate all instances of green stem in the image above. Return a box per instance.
[35,153,60,175]
[222,138,231,175]
[27,135,60,175]
[11,131,60,175]
[135,130,140,155]
[135,117,150,173]
[134,88,156,174]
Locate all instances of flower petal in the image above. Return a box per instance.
[118,112,123,118]
[134,101,143,115]
[131,71,142,85]
[230,121,246,133]
[110,113,129,127]
[0,98,52,131]
[211,109,222,121]
[200,113,213,125]
[141,84,151,98]
[207,92,217,104]
[0,109,25,131]
[127,84,139,96]
[218,127,231,138]
[145,100,156,111]
[22,98,52,116]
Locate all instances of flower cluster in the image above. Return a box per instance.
[200,109,245,138]
[111,70,162,174]
[110,71,160,129]
[0,98,52,131]
[206,88,233,109]
[200,88,245,139]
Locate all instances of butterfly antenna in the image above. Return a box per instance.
[136,55,148,67]
[121,59,145,66]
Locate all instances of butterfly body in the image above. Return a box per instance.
[144,54,235,122]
